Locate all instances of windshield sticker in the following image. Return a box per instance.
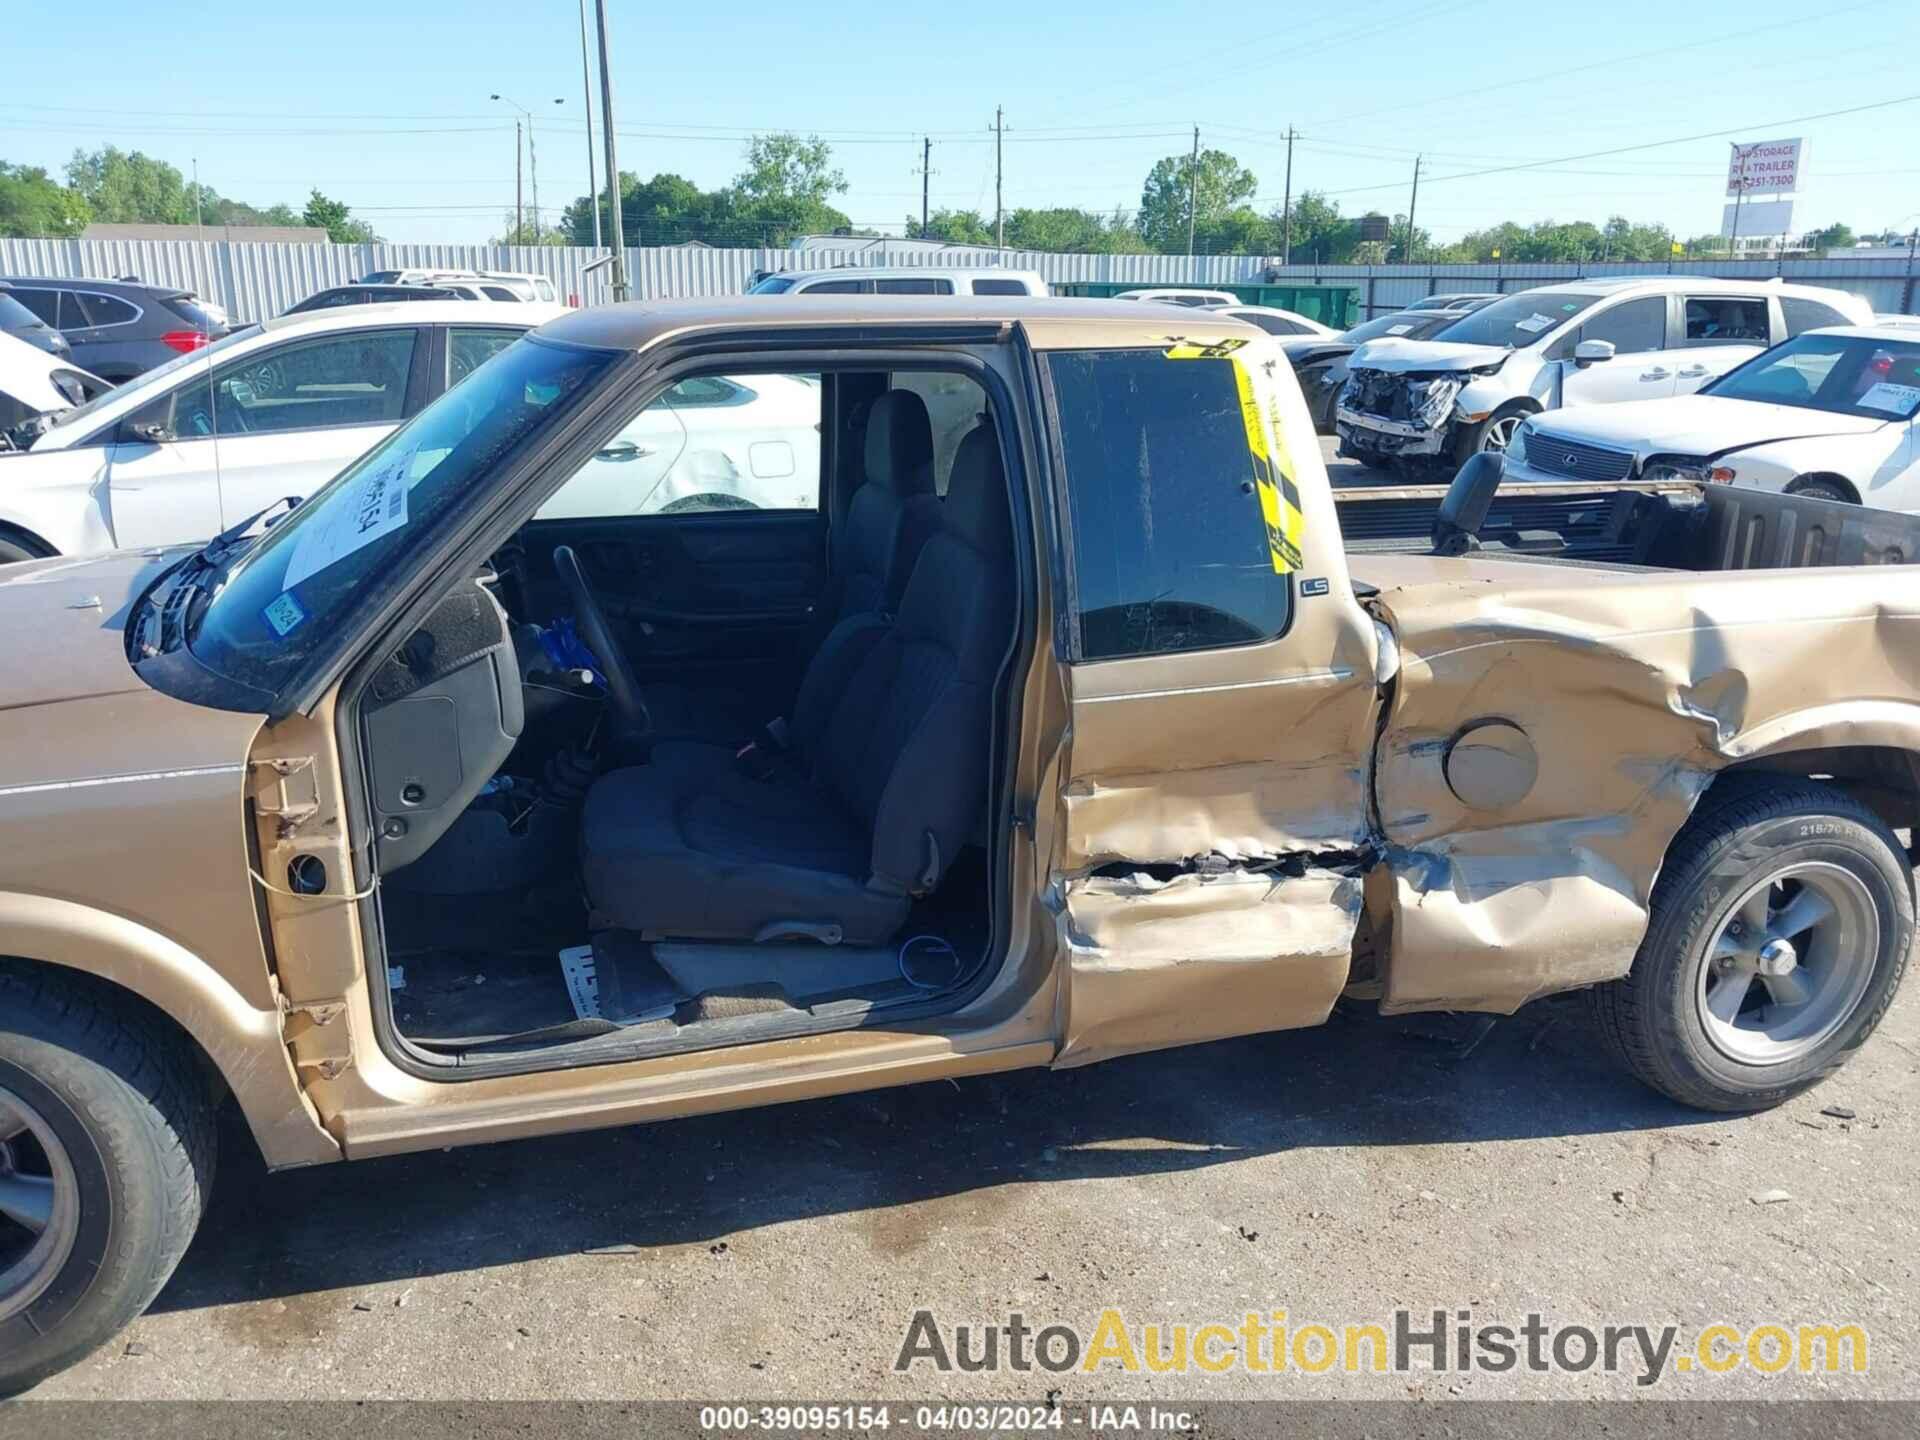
[1163,338,1250,360]
[1513,313,1556,335]
[262,590,307,637]
[1857,381,1920,416]
[280,448,414,590]
[1385,324,1413,335]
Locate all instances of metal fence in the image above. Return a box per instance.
[2,238,1914,323]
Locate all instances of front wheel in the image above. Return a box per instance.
[0,965,216,1396]
[1451,404,1531,466]
[1590,779,1913,1112]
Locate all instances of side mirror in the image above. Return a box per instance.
[1573,339,1616,369]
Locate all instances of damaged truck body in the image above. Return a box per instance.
[3,297,1918,1391]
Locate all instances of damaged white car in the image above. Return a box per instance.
[1502,325,1920,506]
[1335,276,1871,468]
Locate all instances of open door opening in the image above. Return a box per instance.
[342,356,1028,1073]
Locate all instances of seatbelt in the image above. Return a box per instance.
[734,714,791,781]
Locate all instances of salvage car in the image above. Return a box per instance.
[6,297,1920,1392]
[1335,275,1872,468]
[0,331,107,448]
[1501,325,1920,506]
[1286,306,1489,434]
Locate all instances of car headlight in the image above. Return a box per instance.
[1643,454,1736,484]
[1408,375,1463,428]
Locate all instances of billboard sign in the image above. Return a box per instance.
[1727,138,1804,195]
[1721,198,1795,239]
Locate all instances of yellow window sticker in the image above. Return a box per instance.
[1162,340,1305,573]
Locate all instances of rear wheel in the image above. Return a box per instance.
[0,966,215,1396]
[1589,779,1913,1112]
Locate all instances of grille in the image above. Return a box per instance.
[1522,432,1635,483]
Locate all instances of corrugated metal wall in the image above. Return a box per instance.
[2,238,1913,322]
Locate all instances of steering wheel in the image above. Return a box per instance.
[552,545,651,738]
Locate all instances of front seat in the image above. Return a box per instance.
[580,423,1013,945]
[640,388,940,738]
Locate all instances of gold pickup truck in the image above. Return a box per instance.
[2,298,1916,1391]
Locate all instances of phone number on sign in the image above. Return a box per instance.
[699,1405,1066,1432]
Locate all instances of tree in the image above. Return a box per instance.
[1270,190,1359,264]
[0,163,90,237]
[1804,221,1856,255]
[64,146,193,225]
[726,133,850,246]
[1137,148,1256,252]
[906,208,993,245]
[302,190,379,244]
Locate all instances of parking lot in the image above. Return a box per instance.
[28,975,1917,1402]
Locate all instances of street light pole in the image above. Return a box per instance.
[578,0,601,250]
[595,0,628,300]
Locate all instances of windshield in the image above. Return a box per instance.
[186,335,619,696]
[1431,290,1604,349]
[747,276,796,294]
[1704,333,1920,420]
[1341,311,1456,344]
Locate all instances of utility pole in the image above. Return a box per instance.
[595,0,628,299]
[1728,142,1750,256]
[527,117,541,242]
[1405,154,1422,263]
[1280,127,1295,265]
[1186,125,1201,256]
[514,120,524,240]
[579,0,601,249]
[993,106,1005,249]
[921,136,931,235]
[191,156,203,235]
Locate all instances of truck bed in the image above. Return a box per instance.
[1334,472,1920,572]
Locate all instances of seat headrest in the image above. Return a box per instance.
[944,423,1011,557]
[863,390,934,496]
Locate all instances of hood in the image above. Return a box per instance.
[1527,394,1891,459]
[0,548,178,710]
[0,329,81,418]
[1348,337,1511,374]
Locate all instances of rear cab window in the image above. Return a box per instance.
[1046,347,1293,661]
[890,370,987,495]
[970,278,1030,296]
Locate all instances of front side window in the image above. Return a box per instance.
[171,329,417,436]
[799,279,865,295]
[1705,335,1920,419]
[1049,348,1292,661]
[536,369,823,519]
[1684,296,1769,344]
[10,288,59,326]
[1433,289,1603,349]
[1577,296,1666,355]
[189,336,618,695]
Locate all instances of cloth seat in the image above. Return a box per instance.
[581,423,1013,945]
[639,388,941,741]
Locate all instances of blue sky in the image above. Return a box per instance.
[6,0,1919,247]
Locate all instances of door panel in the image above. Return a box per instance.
[1016,325,1384,1067]
[1559,296,1676,406]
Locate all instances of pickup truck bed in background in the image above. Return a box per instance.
[1335,462,1920,571]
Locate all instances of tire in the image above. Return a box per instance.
[1788,477,1855,505]
[1451,404,1533,466]
[1589,778,1913,1113]
[0,537,41,567]
[0,964,216,1396]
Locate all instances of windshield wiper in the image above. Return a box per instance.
[197,495,300,564]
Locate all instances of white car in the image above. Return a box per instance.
[0,300,824,563]
[747,266,1047,297]
[1335,275,1873,467]
[1114,287,1239,308]
[1213,304,1337,338]
[1501,324,1920,508]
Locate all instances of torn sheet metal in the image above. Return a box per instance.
[1358,552,1920,1014]
[1053,864,1364,1067]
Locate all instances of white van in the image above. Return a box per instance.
[1335,275,1873,466]
[748,267,1048,298]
